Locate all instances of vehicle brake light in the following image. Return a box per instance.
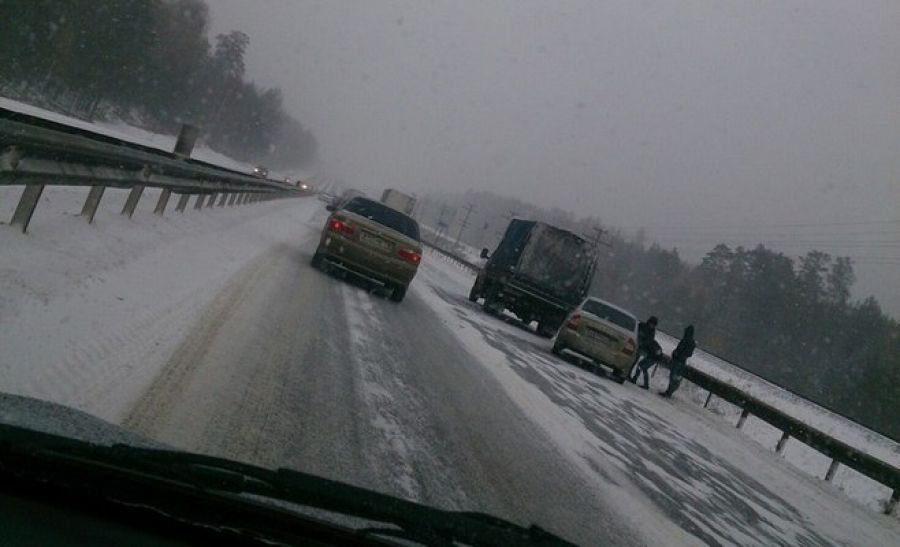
[623,338,636,355]
[398,247,422,264]
[329,218,354,236]
[564,314,581,329]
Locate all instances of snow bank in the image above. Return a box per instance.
[0,183,318,422]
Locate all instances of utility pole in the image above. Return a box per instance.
[433,203,449,246]
[454,203,475,249]
[590,226,612,247]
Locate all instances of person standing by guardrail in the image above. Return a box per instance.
[660,325,695,398]
[630,339,662,389]
[629,316,659,388]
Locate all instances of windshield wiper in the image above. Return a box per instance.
[0,423,575,546]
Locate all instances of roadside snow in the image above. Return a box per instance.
[0,184,318,422]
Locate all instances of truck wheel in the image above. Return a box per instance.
[311,251,324,269]
[482,292,502,314]
[537,321,557,338]
[612,369,628,384]
[389,284,407,303]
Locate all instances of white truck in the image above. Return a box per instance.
[380,189,417,216]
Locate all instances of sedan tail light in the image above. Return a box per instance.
[622,337,636,355]
[564,314,581,330]
[329,218,354,236]
[398,247,422,264]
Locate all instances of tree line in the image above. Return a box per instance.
[0,0,315,169]
[424,189,900,441]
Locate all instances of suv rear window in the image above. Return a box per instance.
[581,300,636,332]
[342,198,420,241]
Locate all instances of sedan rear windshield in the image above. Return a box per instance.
[342,198,420,241]
[582,300,636,332]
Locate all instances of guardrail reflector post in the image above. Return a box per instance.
[154,189,172,215]
[703,391,714,408]
[886,490,899,515]
[736,408,750,429]
[218,193,228,207]
[775,431,790,454]
[80,185,105,224]
[121,185,144,218]
[11,184,45,233]
[824,459,840,482]
[175,193,190,213]
[228,193,237,206]
[206,193,217,207]
[194,194,204,209]
[173,124,198,158]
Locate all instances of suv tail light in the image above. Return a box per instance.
[564,314,581,330]
[329,218,354,236]
[398,247,422,264]
[623,337,636,355]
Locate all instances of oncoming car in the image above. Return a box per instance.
[551,297,638,383]
[312,197,422,302]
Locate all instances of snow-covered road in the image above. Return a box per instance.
[2,196,898,546]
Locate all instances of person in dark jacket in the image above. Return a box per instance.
[629,316,658,382]
[637,316,658,354]
[660,325,695,398]
[630,339,661,389]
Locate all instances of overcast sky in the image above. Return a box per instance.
[207,0,900,316]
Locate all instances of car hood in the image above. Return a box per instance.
[0,392,164,449]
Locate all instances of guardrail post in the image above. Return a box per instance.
[775,431,790,454]
[154,189,172,215]
[194,194,204,210]
[736,408,750,429]
[886,490,899,515]
[206,193,217,207]
[11,184,45,233]
[228,193,237,206]
[703,391,714,408]
[824,459,840,482]
[218,193,228,207]
[173,124,198,158]
[80,185,105,224]
[175,193,190,213]
[121,185,144,218]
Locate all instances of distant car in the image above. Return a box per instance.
[252,166,269,178]
[551,297,638,383]
[312,197,422,302]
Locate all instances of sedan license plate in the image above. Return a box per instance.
[361,232,391,252]
[587,327,616,345]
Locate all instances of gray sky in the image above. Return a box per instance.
[207,0,900,315]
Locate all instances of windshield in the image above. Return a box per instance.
[1,2,898,547]
[342,197,420,240]
[581,301,636,333]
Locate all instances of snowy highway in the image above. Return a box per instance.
[2,197,898,546]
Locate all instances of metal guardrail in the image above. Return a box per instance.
[0,107,304,232]
[428,241,900,515]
